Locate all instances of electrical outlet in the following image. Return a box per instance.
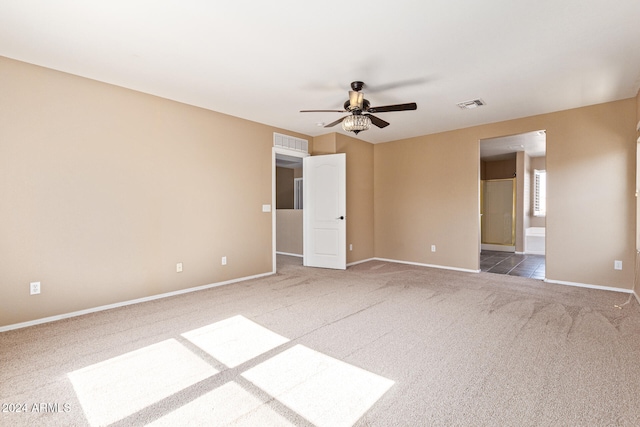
[30,282,41,295]
[349,244,353,251]
[176,262,183,273]
[614,260,622,270]
[222,256,227,265]
[431,245,436,252]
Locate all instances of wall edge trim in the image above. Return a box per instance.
[373,257,481,273]
[544,278,633,294]
[346,258,377,267]
[276,251,303,258]
[0,272,274,332]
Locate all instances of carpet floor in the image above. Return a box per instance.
[1,255,639,426]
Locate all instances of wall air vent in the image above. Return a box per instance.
[457,99,486,110]
[273,132,308,153]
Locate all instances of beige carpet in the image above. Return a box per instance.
[1,255,639,426]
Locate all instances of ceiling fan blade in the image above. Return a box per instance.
[368,102,417,113]
[324,116,347,128]
[300,109,346,113]
[365,114,390,128]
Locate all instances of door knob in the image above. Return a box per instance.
[338,216,345,220]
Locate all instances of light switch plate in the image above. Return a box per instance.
[262,204,271,212]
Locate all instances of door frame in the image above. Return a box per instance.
[272,147,309,273]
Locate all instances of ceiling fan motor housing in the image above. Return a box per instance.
[350,81,365,91]
[344,99,370,112]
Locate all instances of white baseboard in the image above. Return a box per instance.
[0,271,274,333]
[544,278,634,294]
[276,251,303,258]
[374,257,480,273]
[347,257,377,267]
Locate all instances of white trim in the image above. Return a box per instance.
[276,251,303,258]
[374,257,481,273]
[346,257,377,267]
[272,148,277,273]
[274,146,309,158]
[525,250,545,255]
[544,278,633,294]
[0,272,274,332]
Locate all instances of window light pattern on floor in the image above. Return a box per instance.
[243,344,395,427]
[147,382,295,427]
[182,314,289,368]
[68,315,394,426]
[67,339,218,426]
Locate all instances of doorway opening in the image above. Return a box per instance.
[479,130,546,279]
[273,150,306,272]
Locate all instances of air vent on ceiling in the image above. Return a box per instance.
[457,99,486,110]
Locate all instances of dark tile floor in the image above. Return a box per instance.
[480,250,545,280]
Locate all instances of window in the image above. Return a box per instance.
[533,169,546,217]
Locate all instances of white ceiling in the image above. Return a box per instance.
[2,1,640,144]
[481,130,546,160]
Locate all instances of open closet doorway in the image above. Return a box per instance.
[273,149,307,272]
[479,130,547,279]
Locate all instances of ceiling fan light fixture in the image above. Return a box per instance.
[342,114,371,134]
[348,91,364,110]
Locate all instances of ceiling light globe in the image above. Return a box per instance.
[342,115,371,134]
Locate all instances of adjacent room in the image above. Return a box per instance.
[1,1,640,426]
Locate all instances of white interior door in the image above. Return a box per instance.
[303,153,346,269]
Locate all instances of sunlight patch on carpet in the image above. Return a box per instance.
[147,381,295,426]
[68,339,217,426]
[67,317,392,426]
[182,314,289,367]
[242,344,395,427]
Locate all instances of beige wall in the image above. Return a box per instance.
[375,98,637,290]
[276,210,303,255]
[276,167,294,209]
[481,157,516,180]
[0,56,311,327]
[311,133,336,155]
[336,134,375,263]
[375,128,481,270]
[515,152,525,252]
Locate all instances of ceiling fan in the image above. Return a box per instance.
[300,81,417,135]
